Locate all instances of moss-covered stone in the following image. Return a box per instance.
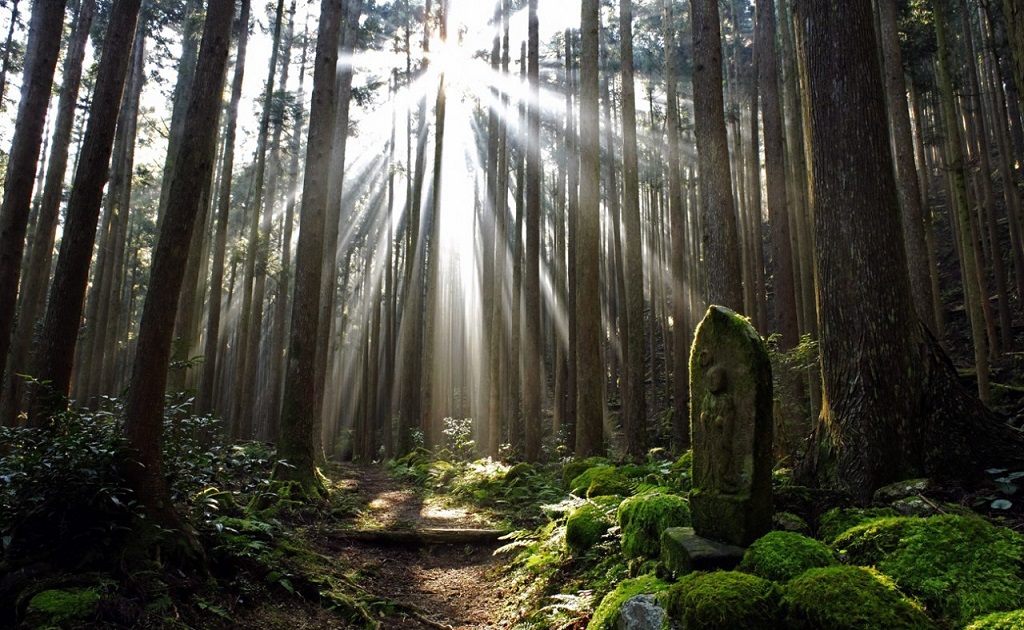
[660,570,781,629]
[562,457,611,489]
[566,503,614,555]
[618,493,691,559]
[829,516,918,566]
[873,515,1024,627]
[587,574,670,630]
[504,462,533,482]
[966,609,1024,629]
[772,511,810,535]
[782,566,935,629]
[670,451,694,492]
[873,478,932,504]
[739,531,835,583]
[570,466,632,498]
[817,507,899,544]
[25,588,101,627]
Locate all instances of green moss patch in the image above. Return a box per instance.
[570,466,632,498]
[966,609,1024,629]
[617,493,690,559]
[874,515,1024,626]
[817,506,899,544]
[562,457,611,489]
[26,588,101,626]
[661,570,781,629]
[782,566,934,629]
[740,531,835,583]
[588,574,669,630]
[830,515,918,566]
[566,502,614,555]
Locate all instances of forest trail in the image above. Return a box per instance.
[317,465,513,629]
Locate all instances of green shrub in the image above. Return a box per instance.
[740,531,835,583]
[617,493,690,559]
[588,574,669,630]
[966,609,1024,629]
[782,566,934,629]
[570,466,632,498]
[661,571,781,629]
[817,506,898,544]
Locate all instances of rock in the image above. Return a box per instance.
[617,493,691,559]
[739,531,835,583]
[773,511,810,535]
[688,306,773,547]
[660,526,745,577]
[873,478,932,504]
[617,594,666,630]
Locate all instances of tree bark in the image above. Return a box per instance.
[523,0,542,462]
[690,0,742,310]
[121,0,233,557]
[576,0,605,458]
[29,0,141,423]
[800,0,1024,499]
[0,0,67,395]
[276,0,344,495]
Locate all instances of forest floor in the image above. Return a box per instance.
[267,464,515,630]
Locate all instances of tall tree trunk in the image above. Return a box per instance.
[233,0,287,438]
[619,0,646,458]
[29,0,141,423]
[665,0,689,451]
[576,0,605,458]
[1004,0,1024,113]
[691,0,742,310]
[486,0,504,458]
[1,0,94,424]
[198,0,252,415]
[934,0,991,402]
[800,0,1024,499]
[276,0,343,495]
[522,0,542,462]
[563,27,578,450]
[121,0,233,557]
[0,0,21,110]
[0,0,67,394]
[756,0,798,350]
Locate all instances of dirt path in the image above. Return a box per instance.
[321,465,512,629]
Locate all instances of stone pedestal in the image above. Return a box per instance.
[660,527,746,577]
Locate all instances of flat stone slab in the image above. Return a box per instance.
[661,527,746,577]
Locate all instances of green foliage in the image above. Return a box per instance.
[26,588,101,626]
[966,609,1024,629]
[669,450,694,492]
[441,417,475,460]
[782,566,935,629]
[0,407,137,562]
[570,465,632,498]
[739,531,835,583]
[617,492,690,559]
[588,574,669,630]
[661,571,782,630]
[817,507,899,544]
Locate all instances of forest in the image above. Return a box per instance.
[3,0,1024,627]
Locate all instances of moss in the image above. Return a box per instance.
[617,493,690,559]
[562,457,611,488]
[504,462,533,482]
[670,450,694,492]
[830,516,918,566]
[26,588,101,626]
[566,503,614,555]
[660,570,781,629]
[587,574,669,630]
[817,506,899,544]
[570,466,632,498]
[874,515,1024,627]
[966,609,1024,629]
[739,531,835,583]
[782,566,934,629]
